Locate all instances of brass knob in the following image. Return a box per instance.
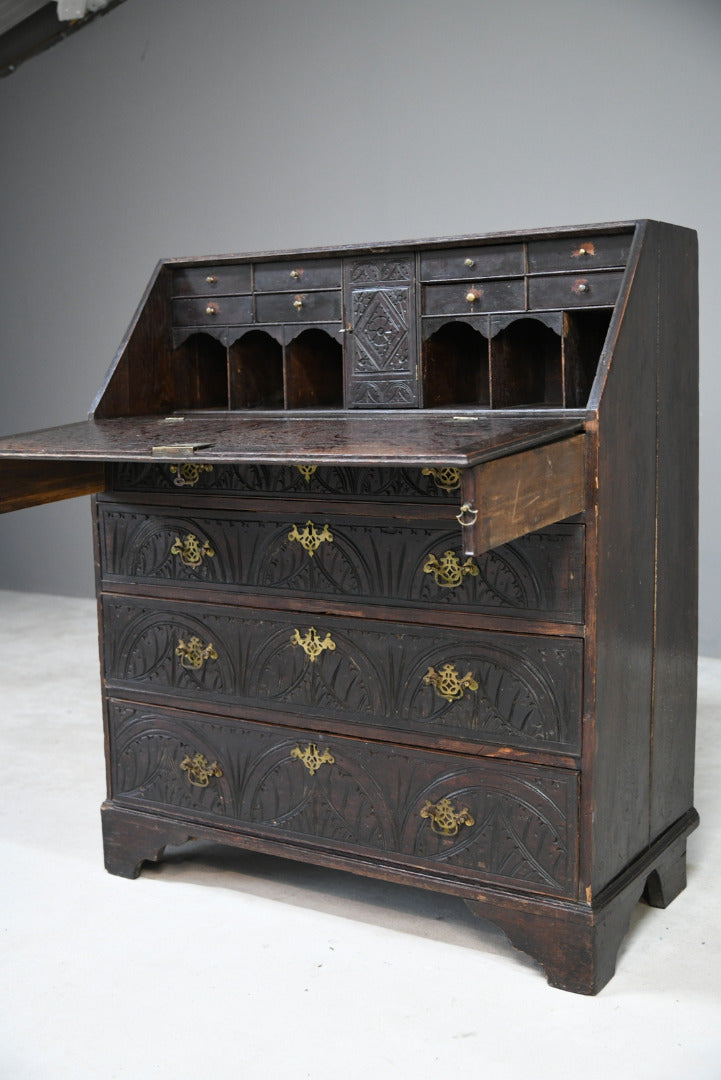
[205,274,218,284]
[465,289,480,303]
[293,297,304,310]
[577,282,589,293]
[205,304,217,316]
[577,248,586,256]
[290,269,301,279]
[464,257,475,268]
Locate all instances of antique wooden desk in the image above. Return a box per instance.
[0,221,698,993]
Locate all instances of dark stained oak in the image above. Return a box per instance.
[0,222,699,992]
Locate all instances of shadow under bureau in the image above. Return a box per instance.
[0,221,699,993]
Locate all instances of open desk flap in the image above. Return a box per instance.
[0,412,586,550]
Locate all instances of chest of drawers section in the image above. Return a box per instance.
[95,465,585,908]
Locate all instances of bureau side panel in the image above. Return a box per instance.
[650,223,698,836]
[590,223,657,892]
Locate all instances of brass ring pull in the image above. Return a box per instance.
[420,798,475,837]
[180,752,222,787]
[291,743,335,776]
[456,502,478,527]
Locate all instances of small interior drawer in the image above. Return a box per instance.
[423,279,525,316]
[254,258,342,293]
[527,271,623,310]
[527,234,631,273]
[256,289,342,324]
[172,265,252,297]
[420,244,524,282]
[171,294,253,326]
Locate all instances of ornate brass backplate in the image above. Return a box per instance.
[290,627,336,662]
[180,751,223,787]
[295,464,318,483]
[420,797,475,837]
[423,549,479,588]
[168,463,214,488]
[424,663,478,702]
[291,743,336,776]
[175,636,219,670]
[170,533,215,567]
[421,466,462,493]
[288,520,334,556]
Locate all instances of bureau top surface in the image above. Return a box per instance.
[0,411,584,468]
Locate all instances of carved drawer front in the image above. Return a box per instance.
[171,294,253,327]
[172,265,252,297]
[419,244,525,282]
[254,258,342,293]
[101,596,583,754]
[527,271,623,310]
[255,290,342,324]
[97,502,583,623]
[110,462,467,500]
[422,279,525,316]
[527,234,630,273]
[108,701,579,898]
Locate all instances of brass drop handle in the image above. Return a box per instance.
[424,663,478,703]
[171,533,215,567]
[423,550,479,588]
[293,296,304,310]
[421,466,462,493]
[290,627,336,663]
[175,636,218,670]
[465,289,481,303]
[180,752,223,788]
[291,743,335,776]
[456,502,479,527]
[420,797,475,837]
[205,274,218,284]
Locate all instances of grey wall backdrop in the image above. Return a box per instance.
[0,0,719,652]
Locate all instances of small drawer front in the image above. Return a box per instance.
[97,503,584,623]
[171,294,253,326]
[527,234,631,273]
[254,258,342,293]
[101,596,583,754]
[256,290,342,324]
[528,271,623,310]
[423,279,525,316]
[172,265,252,297]
[420,244,525,282]
[109,701,579,898]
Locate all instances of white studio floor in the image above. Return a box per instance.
[0,589,719,1080]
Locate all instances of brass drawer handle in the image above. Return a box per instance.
[170,533,215,567]
[205,303,219,316]
[291,627,336,663]
[464,257,475,268]
[168,463,214,488]
[424,663,478,703]
[205,274,218,284]
[456,502,478,527]
[465,289,481,303]
[180,751,223,788]
[176,636,218,670]
[421,797,475,837]
[293,295,304,310]
[423,550,479,588]
[291,743,335,776]
[288,519,333,556]
[295,464,318,482]
[421,466,461,493]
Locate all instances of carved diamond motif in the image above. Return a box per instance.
[353,288,410,373]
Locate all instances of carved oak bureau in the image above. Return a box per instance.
[0,221,698,993]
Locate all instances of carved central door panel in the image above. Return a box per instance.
[344,257,419,407]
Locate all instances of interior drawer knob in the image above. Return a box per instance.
[291,742,335,776]
[293,296,304,310]
[290,269,302,279]
[179,751,223,788]
[420,797,475,837]
[464,257,475,268]
[205,275,218,284]
[465,289,481,303]
[424,662,478,703]
[205,304,218,316]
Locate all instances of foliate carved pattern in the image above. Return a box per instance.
[347,379,417,407]
[349,260,413,283]
[352,288,411,373]
[108,704,576,895]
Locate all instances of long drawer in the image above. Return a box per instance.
[108,700,579,898]
[101,595,583,754]
[96,501,584,623]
